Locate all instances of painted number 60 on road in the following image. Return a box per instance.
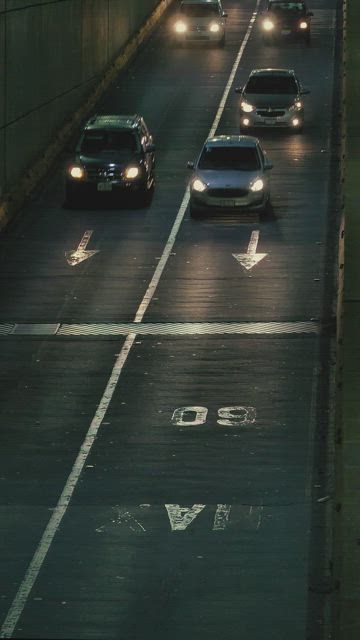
[171,405,256,427]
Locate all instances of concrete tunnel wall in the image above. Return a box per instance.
[0,0,164,198]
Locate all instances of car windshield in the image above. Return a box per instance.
[80,130,139,154]
[198,146,260,171]
[245,76,298,94]
[269,2,305,12]
[181,4,220,17]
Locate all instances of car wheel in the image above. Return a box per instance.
[261,195,272,215]
[65,185,81,208]
[135,182,154,208]
[189,202,202,218]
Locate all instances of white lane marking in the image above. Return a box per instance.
[0,320,320,336]
[172,406,208,426]
[213,504,231,531]
[217,405,256,427]
[0,331,136,637]
[58,321,319,335]
[232,230,268,271]
[208,0,261,138]
[0,5,261,636]
[65,230,99,266]
[165,504,206,531]
[112,507,146,533]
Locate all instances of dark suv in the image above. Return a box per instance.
[261,1,313,44]
[65,114,155,207]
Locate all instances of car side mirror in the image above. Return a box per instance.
[300,88,310,95]
[222,11,228,18]
[307,11,313,16]
[145,143,155,153]
[264,160,273,170]
[187,161,195,169]
[235,87,242,94]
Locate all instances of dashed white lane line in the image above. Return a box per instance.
[0,3,262,637]
[1,321,319,336]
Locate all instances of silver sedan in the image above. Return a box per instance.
[188,135,273,216]
[235,68,310,132]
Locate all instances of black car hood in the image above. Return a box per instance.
[77,152,140,168]
[268,11,306,26]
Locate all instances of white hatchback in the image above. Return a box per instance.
[173,0,228,47]
[188,136,273,216]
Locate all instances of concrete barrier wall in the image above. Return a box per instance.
[0,0,163,197]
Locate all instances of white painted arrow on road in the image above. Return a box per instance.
[232,230,267,271]
[66,230,99,266]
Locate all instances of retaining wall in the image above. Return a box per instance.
[0,0,164,197]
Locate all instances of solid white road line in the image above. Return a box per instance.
[0,3,261,637]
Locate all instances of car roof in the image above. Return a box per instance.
[249,68,295,77]
[206,135,259,148]
[85,115,141,131]
[181,0,220,5]
[268,1,305,6]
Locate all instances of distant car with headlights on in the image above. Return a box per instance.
[173,0,228,47]
[187,135,273,216]
[65,114,155,207]
[236,68,310,132]
[261,1,313,44]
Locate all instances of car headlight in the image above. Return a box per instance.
[175,20,187,33]
[69,166,85,179]
[192,178,207,192]
[209,22,220,33]
[125,166,140,179]
[290,100,303,110]
[241,101,255,113]
[250,178,264,192]
[299,21,308,29]
[263,19,274,31]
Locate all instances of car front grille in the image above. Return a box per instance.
[86,167,121,182]
[208,188,248,198]
[189,25,207,31]
[256,110,286,118]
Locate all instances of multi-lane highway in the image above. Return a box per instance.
[0,1,340,638]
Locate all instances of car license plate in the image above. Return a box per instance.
[281,29,291,35]
[264,118,275,124]
[218,199,235,207]
[97,182,112,192]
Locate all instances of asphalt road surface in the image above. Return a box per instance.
[0,1,340,638]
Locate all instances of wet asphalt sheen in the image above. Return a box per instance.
[0,1,339,639]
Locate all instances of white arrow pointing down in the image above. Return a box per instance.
[66,230,99,266]
[232,230,267,271]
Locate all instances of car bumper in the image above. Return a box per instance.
[66,179,145,196]
[190,191,267,211]
[175,28,225,43]
[240,110,304,129]
[265,27,309,38]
